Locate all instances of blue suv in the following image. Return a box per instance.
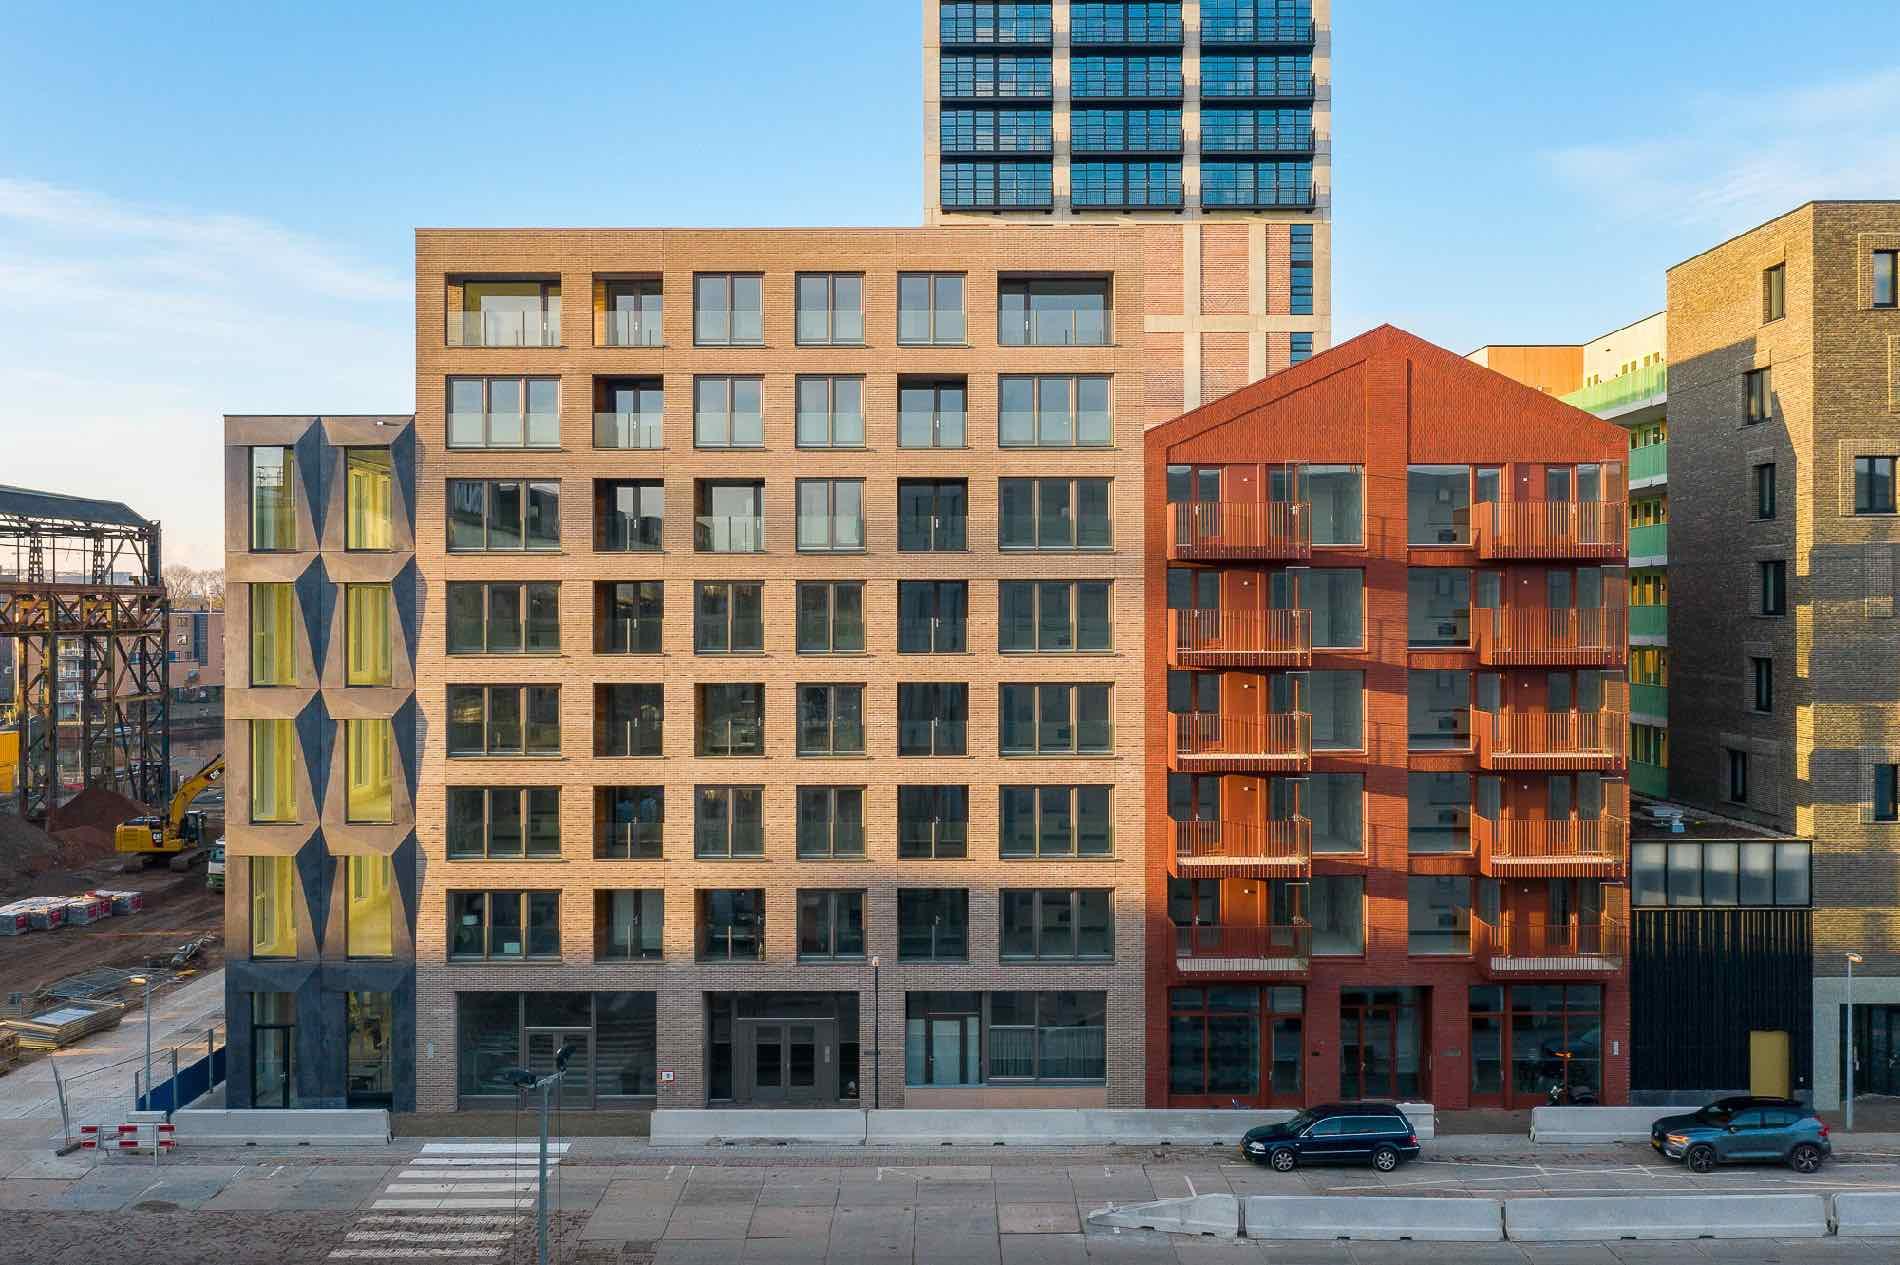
[1242,1102,1421,1173]
[1650,1096,1830,1174]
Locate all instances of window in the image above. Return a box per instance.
[1763,263,1785,322]
[941,159,1055,209]
[1001,785,1113,856]
[447,376,559,449]
[796,273,864,345]
[1755,462,1777,519]
[1001,683,1113,754]
[989,991,1106,1081]
[695,787,764,857]
[796,479,865,552]
[346,449,394,550]
[698,683,765,756]
[999,477,1112,550]
[448,480,560,552]
[345,855,394,958]
[1632,841,1810,907]
[1408,670,1470,751]
[699,889,765,960]
[999,580,1111,653]
[1632,723,1669,769]
[1877,765,1900,823]
[594,377,663,450]
[797,787,866,858]
[250,718,298,823]
[1290,332,1313,364]
[449,582,560,655]
[798,684,866,756]
[453,278,559,347]
[1408,465,1470,545]
[1407,568,1469,647]
[1408,876,1474,955]
[945,105,1058,152]
[797,582,866,654]
[335,584,389,686]
[695,481,765,553]
[897,889,969,960]
[693,273,762,346]
[602,278,663,347]
[998,375,1111,448]
[596,786,664,859]
[693,376,764,448]
[1303,669,1364,751]
[448,685,560,757]
[1759,560,1786,615]
[345,718,395,823]
[1408,772,1469,855]
[898,683,968,755]
[450,891,561,960]
[898,273,967,345]
[1726,748,1749,804]
[898,580,969,653]
[898,786,970,858]
[1856,457,1897,514]
[1170,986,1304,1098]
[594,684,663,757]
[1745,367,1772,424]
[898,479,968,552]
[796,376,865,448]
[1289,224,1314,315]
[447,787,561,859]
[595,890,663,960]
[250,583,296,686]
[1752,657,1774,713]
[899,379,967,448]
[998,277,1110,346]
[1001,890,1112,960]
[1631,648,1669,687]
[251,446,297,551]
[798,890,866,959]
[594,581,662,655]
[1071,53,1183,97]
[1877,250,1898,308]
[251,854,297,957]
[693,581,763,654]
[1071,160,1184,208]
[592,480,663,553]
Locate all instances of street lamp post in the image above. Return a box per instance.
[501,1043,576,1265]
[871,956,881,1111]
[129,976,152,1108]
[1847,953,1864,1132]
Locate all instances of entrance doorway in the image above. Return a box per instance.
[250,991,296,1109]
[1339,989,1423,1099]
[738,1019,838,1104]
[526,1029,593,1110]
[1845,1006,1900,1098]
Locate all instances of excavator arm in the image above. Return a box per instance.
[168,753,224,835]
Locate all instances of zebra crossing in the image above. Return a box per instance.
[327,1140,571,1260]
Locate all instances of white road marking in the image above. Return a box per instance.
[329,1250,501,1260]
[345,1230,515,1243]
[402,1158,536,1167]
[357,1216,523,1227]
[386,1182,539,1195]
[418,1142,570,1154]
[395,1170,531,1181]
[372,1198,533,1211]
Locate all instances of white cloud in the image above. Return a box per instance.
[0,178,411,567]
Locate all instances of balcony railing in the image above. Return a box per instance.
[1173,711,1312,771]
[1630,441,1667,486]
[1070,16,1184,44]
[448,308,560,348]
[594,412,663,450]
[1473,916,1627,977]
[1473,813,1628,878]
[1630,605,1666,641]
[594,821,663,860]
[1172,607,1312,667]
[1630,522,1667,562]
[1472,501,1626,560]
[1630,682,1667,719]
[1172,920,1311,974]
[1201,182,1320,210]
[1202,20,1318,47]
[1200,127,1319,155]
[1561,363,1667,417]
[1475,708,1626,771]
[939,15,1054,46]
[1173,818,1311,876]
[1475,607,1627,667]
[1199,73,1317,100]
[1169,500,1311,559]
[605,311,663,348]
[694,515,765,554]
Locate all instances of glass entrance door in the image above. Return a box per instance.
[253,1026,293,1109]
[346,992,394,1108]
[742,1019,838,1104]
[1340,989,1423,1099]
[526,1029,593,1110]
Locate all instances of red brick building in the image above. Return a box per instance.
[1143,326,1633,1110]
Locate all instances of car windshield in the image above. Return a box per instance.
[1694,1105,1732,1124]
[1283,1110,1320,1132]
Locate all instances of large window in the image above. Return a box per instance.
[695,481,765,554]
[448,479,560,552]
[1408,670,1470,751]
[1290,224,1314,314]
[1295,669,1363,751]
[251,854,297,957]
[999,278,1110,346]
[940,53,1054,98]
[1855,456,1896,514]
[695,787,764,858]
[1631,840,1811,907]
[447,376,558,449]
[596,786,664,860]
[897,889,969,961]
[596,891,664,960]
[795,273,864,346]
[449,891,561,960]
[694,273,763,346]
[999,478,1112,550]
[1470,983,1601,1103]
[1408,568,1469,647]
[594,377,663,450]
[456,992,658,1100]
[898,274,966,346]
[1000,580,1111,652]
[698,889,766,961]
[941,106,1056,153]
[345,449,394,550]
[1001,785,1112,856]
[345,584,394,686]
[899,379,967,448]
[898,479,968,552]
[1408,466,1470,546]
[1407,772,1469,855]
[595,684,663,757]
[595,480,664,552]
[1201,160,1312,208]
[449,582,560,655]
[1168,986,1303,1099]
[694,376,764,448]
[797,582,865,654]
[345,718,395,823]
[1071,106,1182,152]
[898,683,968,755]
[595,581,662,655]
[1071,54,1183,97]
[452,279,559,347]
[896,581,968,654]
[989,992,1106,1082]
[1071,3,1182,43]
[1202,53,1312,97]
[797,890,866,960]
[448,685,561,757]
[1001,890,1112,961]
[1308,876,1365,954]
[898,786,969,859]
[251,446,297,551]
[796,479,865,552]
[698,684,766,756]
[940,159,1055,210]
[694,581,764,654]
[796,376,866,448]
[797,787,866,858]
[1000,683,1113,754]
[345,855,394,958]
[1408,876,1475,955]
[999,375,1111,448]
[250,583,296,686]
[1201,106,1311,152]
[447,787,561,860]
[797,684,866,756]
[603,278,663,348]
[250,718,298,823]
[1745,367,1772,424]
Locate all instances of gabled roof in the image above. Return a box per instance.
[0,485,152,530]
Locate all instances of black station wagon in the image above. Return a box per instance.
[1241,1102,1422,1172]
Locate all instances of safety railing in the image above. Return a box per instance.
[1472,500,1626,560]
[1171,607,1312,666]
[1169,500,1311,559]
[1173,711,1312,770]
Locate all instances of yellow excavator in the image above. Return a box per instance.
[116,753,223,870]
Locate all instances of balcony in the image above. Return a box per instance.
[1172,608,1311,667]
[605,310,663,348]
[1199,74,1317,101]
[594,821,663,861]
[1173,818,1311,878]
[694,515,765,554]
[1201,20,1318,48]
[594,411,663,450]
[1475,607,1626,667]
[1630,605,1666,642]
[1560,363,1667,419]
[1472,501,1626,561]
[1473,916,1627,979]
[1173,711,1311,772]
[1630,522,1667,564]
[1200,127,1319,157]
[1070,16,1184,45]
[1474,707,1626,771]
[939,15,1054,47]
[1172,921,1311,975]
[1201,182,1320,211]
[1630,441,1667,487]
[448,306,560,349]
[1474,813,1628,879]
[1630,682,1667,720]
[1169,500,1311,560]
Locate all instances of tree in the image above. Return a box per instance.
[162,565,226,609]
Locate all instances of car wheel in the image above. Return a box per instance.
[1371,1145,1400,1173]
[1269,1147,1298,1173]
[1789,1144,1824,1174]
[1686,1145,1718,1175]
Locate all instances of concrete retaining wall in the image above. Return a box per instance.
[1245,1196,1503,1242]
[1088,1195,1238,1237]
[649,1109,866,1146]
[169,1108,390,1146]
[1505,1195,1829,1242]
[1833,1192,1900,1237]
[1529,1106,1684,1144]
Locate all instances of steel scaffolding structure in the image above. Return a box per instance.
[0,485,167,821]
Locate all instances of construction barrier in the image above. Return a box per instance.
[1832,1192,1900,1237]
[1088,1195,1239,1237]
[1244,1196,1504,1242]
[167,1108,392,1146]
[1504,1194,1829,1242]
[1529,1105,1698,1144]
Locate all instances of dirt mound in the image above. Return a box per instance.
[0,809,63,887]
[49,785,151,837]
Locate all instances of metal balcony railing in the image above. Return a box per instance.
[593,412,663,450]
[1475,607,1627,667]
[1172,920,1311,972]
[1169,500,1311,559]
[1173,818,1311,874]
[1473,916,1627,977]
[1473,501,1626,560]
[694,515,765,554]
[1474,707,1626,771]
[594,821,663,860]
[1201,19,1318,46]
[1199,73,1317,100]
[1630,441,1667,485]
[1561,363,1668,416]
[448,308,560,348]
[1173,711,1311,771]
[1473,812,1629,877]
[604,310,663,348]
[1171,607,1311,666]
[1200,126,1318,155]
[1200,181,1320,210]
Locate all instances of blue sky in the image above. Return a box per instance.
[2,0,1897,564]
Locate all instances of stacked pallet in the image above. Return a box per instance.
[89,889,144,915]
[0,898,68,933]
[3,1000,126,1051]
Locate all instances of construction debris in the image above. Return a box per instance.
[41,965,170,1004]
[3,998,125,1051]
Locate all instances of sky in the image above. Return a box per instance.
[1,0,1897,566]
